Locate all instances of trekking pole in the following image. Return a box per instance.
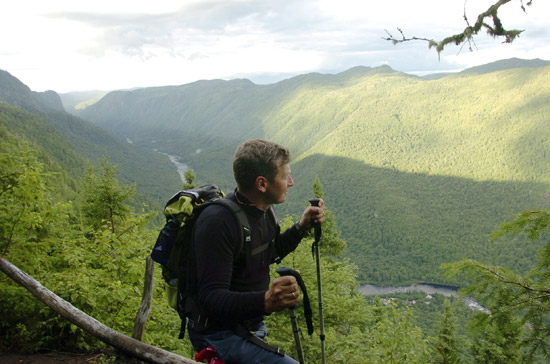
[308,198,326,364]
[276,266,306,364]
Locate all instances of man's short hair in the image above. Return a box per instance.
[233,139,290,192]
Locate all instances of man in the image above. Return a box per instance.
[187,139,325,364]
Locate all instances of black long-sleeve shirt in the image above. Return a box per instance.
[191,191,304,330]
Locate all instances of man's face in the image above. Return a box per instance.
[265,163,294,205]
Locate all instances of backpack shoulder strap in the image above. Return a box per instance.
[206,198,251,255]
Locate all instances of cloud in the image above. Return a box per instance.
[2,0,548,92]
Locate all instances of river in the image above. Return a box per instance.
[360,283,458,297]
[360,283,489,313]
[155,149,189,182]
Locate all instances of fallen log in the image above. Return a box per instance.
[0,256,197,364]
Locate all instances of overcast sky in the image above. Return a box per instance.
[1,0,549,93]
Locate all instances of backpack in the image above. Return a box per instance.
[150,184,251,310]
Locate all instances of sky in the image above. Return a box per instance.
[1,0,549,93]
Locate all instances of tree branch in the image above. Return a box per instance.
[471,262,550,295]
[383,0,531,54]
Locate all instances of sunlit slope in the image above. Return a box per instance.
[264,66,550,184]
[75,63,550,285]
[80,64,550,185]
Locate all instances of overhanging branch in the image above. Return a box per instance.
[383,0,531,54]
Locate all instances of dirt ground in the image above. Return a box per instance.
[1,351,146,364]
[1,352,103,364]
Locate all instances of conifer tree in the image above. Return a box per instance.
[183,169,196,190]
[468,307,523,364]
[312,177,346,256]
[80,158,135,233]
[434,298,462,364]
[0,130,66,259]
[444,207,550,362]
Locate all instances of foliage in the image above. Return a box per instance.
[0,130,79,350]
[0,138,191,354]
[468,307,524,364]
[492,209,550,241]
[443,208,550,362]
[79,159,135,233]
[312,177,346,257]
[433,298,463,364]
[182,169,197,190]
[0,129,67,256]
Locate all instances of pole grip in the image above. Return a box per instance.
[308,198,321,207]
[275,266,314,335]
[276,267,298,309]
[308,198,322,241]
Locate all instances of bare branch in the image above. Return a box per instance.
[383,0,531,54]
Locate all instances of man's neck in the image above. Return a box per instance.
[236,189,270,211]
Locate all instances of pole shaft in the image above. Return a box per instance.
[314,243,326,364]
[289,309,305,364]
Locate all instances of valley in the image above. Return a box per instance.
[2,59,549,287]
[74,60,550,285]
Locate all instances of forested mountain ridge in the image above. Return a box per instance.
[0,70,182,208]
[423,57,550,80]
[297,66,550,183]
[0,69,61,111]
[76,59,550,285]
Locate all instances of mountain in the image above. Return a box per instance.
[423,57,550,80]
[78,65,406,187]
[0,69,182,208]
[32,90,65,111]
[0,69,47,110]
[25,59,550,285]
[59,90,109,113]
[460,57,550,75]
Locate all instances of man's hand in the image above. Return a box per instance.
[299,198,325,233]
[264,276,300,314]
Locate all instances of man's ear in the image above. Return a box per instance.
[255,176,268,193]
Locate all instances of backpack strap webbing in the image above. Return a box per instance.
[208,198,251,253]
[234,324,285,357]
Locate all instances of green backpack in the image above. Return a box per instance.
[150,184,251,309]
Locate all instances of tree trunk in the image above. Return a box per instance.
[0,256,197,364]
[132,255,155,341]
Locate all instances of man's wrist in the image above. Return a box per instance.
[294,221,310,238]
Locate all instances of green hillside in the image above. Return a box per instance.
[0,70,182,209]
[59,90,109,112]
[286,154,548,284]
[294,67,550,184]
[70,61,550,285]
